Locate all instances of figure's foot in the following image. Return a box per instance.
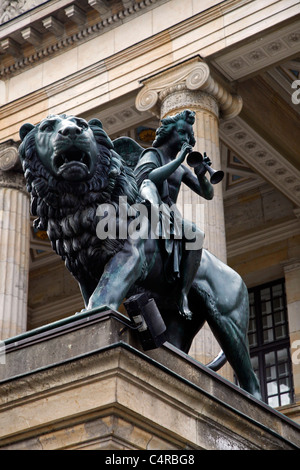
[178,295,193,320]
[75,308,88,315]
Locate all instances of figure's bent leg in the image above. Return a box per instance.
[140,179,161,205]
[178,248,202,320]
[178,222,204,320]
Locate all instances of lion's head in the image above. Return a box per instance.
[19,114,139,283]
[30,115,98,182]
[19,114,114,183]
[19,114,139,221]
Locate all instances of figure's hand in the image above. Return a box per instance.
[195,152,211,177]
[203,153,212,167]
[177,142,193,162]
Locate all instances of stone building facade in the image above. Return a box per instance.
[0,0,299,432]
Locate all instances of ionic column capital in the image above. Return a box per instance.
[0,145,19,172]
[0,143,27,194]
[136,56,243,120]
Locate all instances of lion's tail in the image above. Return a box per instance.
[206,350,227,371]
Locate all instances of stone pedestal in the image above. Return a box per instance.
[0,309,299,450]
[135,57,242,378]
[0,147,30,340]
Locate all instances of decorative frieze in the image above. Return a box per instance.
[0,0,47,25]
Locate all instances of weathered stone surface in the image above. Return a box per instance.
[0,309,299,450]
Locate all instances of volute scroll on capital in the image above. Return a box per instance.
[0,146,19,172]
[135,59,243,120]
[0,145,27,192]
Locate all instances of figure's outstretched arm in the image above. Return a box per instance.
[182,165,214,200]
[148,143,192,186]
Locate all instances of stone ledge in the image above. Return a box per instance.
[0,308,299,450]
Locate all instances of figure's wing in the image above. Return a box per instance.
[113,137,144,169]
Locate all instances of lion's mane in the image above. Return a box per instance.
[19,119,140,284]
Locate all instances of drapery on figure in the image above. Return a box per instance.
[134,110,214,320]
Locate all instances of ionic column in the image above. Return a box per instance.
[0,145,30,340]
[136,57,242,380]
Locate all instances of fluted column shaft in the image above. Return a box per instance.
[136,57,242,379]
[0,147,30,340]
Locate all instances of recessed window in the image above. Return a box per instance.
[247,279,294,407]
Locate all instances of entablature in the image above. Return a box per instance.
[0,0,161,77]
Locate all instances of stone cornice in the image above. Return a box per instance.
[135,56,243,119]
[0,0,264,79]
[0,0,164,78]
[227,219,300,259]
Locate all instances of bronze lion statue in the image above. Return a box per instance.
[19,114,261,399]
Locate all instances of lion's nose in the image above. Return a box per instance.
[58,124,82,138]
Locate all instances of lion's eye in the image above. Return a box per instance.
[40,124,53,132]
[77,120,88,129]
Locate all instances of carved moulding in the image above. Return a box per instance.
[135,57,243,120]
[160,88,219,119]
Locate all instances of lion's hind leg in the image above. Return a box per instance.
[201,287,261,399]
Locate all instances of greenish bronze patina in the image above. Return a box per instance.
[19,111,261,399]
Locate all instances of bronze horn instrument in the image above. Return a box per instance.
[186,151,224,185]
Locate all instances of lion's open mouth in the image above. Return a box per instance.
[53,147,92,181]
